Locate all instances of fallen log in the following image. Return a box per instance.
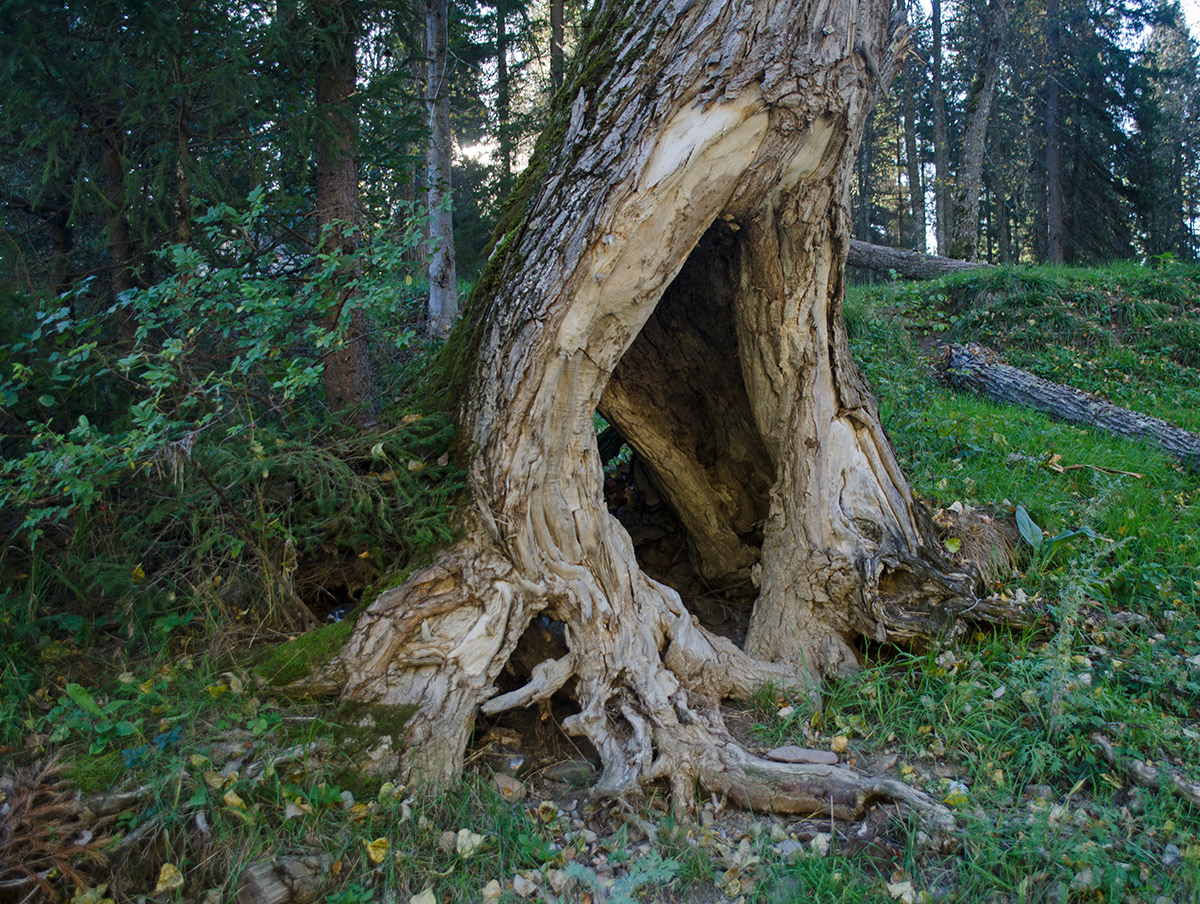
[848,239,990,279]
[938,344,1200,471]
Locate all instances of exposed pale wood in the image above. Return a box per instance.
[1091,732,1200,807]
[848,239,988,278]
[940,343,1200,470]
[333,0,983,822]
[236,854,333,904]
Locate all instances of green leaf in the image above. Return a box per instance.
[38,394,55,407]
[65,682,103,717]
[1015,505,1043,551]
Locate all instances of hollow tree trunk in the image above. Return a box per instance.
[334,0,975,824]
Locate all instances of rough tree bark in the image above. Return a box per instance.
[940,344,1200,470]
[333,0,988,824]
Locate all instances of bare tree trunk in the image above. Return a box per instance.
[550,0,564,91]
[496,0,513,191]
[848,239,988,278]
[426,0,458,336]
[931,0,950,253]
[334,0,977,828]
[940,344,1200,470]
[1045,0,1065,263]
[902,61,925,253]
[946,0,1006,261]
[315,0,377,423]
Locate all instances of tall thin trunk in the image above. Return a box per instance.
[315,0,377,422]
[931,0,950,253]
[1046,0,1064,263]
[426,0,458,336]
[176,104,193,245]
[903,62,925,252]
[946,0,1005,261]
[550,0,564,91]
[496,0,513,190]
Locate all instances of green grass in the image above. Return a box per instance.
[5,261,1200,902]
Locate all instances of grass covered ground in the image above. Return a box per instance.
[2,262,1199,903]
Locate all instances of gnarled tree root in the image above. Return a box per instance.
[1091,732,1200,807]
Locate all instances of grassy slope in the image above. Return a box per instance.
[4,263,1200,903]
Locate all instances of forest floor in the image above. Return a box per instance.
[2,263,1199,904]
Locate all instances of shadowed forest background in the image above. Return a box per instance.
[1,0,1200,902]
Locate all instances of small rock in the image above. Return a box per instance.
[769,824,788,843]
[513,874,538,898]
[578,829,598,844]
[830,736,849,754]
[481,880,502,904]
[777,705,795,719]
[1070,868,1097,892]
[457,828,486,857]
[543,759,595,784]
[766,745,838,765]
[700,810,715,827]
[1162,843,1183,868]
[773,839,804,858]
[810,832,831,856]
[493,773,526,801]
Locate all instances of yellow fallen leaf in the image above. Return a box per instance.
[138,678,156,695]
[365,837,389,864]
[223,789,247,810]
[203,770,224,790]
[71,884,116,904]
[205,682,229,698]
[349,802,370,822]
[189,754,207,768]
[116,672,136,685]
[456,828,485,857]
[410,889,436,904]
[831,735,849,753]
[154,862,184,893]
[402,414,422,424]
[407,459,426,472]
[131,564,146,584]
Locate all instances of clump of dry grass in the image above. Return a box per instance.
[0,758,108,901]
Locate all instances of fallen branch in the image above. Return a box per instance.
[848,240,989,279]
[1091,732,1200,807]
[939,344,1200,471]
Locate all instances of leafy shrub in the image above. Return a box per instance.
[0,191,462,658]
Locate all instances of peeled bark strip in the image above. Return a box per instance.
[848,239,988,279]
[940,344,1200,470]
[334,0,976,823]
